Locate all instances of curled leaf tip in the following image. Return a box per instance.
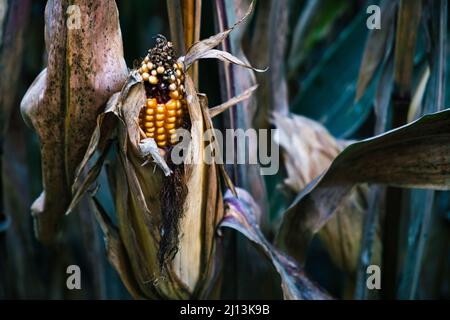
[183,1,256,69]
[209,85,259,118]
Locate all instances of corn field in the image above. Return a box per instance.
[0,0,449,300]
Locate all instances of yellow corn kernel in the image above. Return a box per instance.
[166,99,177,110]
[169,90,180,100]
[157,140,167,147]
[165,123,176,130]
[147,98,157,108]
[167,117,177,123]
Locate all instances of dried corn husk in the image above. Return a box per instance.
[70,2,262,299]
[273,112,381,276]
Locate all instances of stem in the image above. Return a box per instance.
[355,186,382,299]
[382,0,421,299]
[167,0,186,56]
[408,0,447,299]
[215,0,239,185]
[382,88,411,300]
[214,0,241,299]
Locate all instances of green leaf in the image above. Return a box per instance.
[291,13,374,138]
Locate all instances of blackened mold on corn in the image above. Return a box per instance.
[138,35,188,148]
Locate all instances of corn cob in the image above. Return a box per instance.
[138,35,187,147]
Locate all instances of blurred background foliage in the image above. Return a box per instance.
[0,0,449,299]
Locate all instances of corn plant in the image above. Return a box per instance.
[0,0,448,300]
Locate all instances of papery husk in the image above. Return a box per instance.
[276,109,450,274]
[273,112,381,276]
[75,71,227,299]
[71,1,259,299]
[20,0,128,243]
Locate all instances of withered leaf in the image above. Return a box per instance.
[20,0,128,242]
[90,197,146,299]
[273,113,342,192]
[273,113,380,275]
[188,49,266,73]
[220,188,331,300]
[394,0,422,98]
[183,1,254,68]
[276,109,450,264]
[355,0,397,102]
[209,85,258,118]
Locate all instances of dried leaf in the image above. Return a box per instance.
[20,0,128,242]
[215,0,269,227]
[273,113,341,192]
[209,85,258,118]
[183,1,254,68]
[273,113,381,277]
[66,141,110,216]
[276,109,450,264]
[139,139,172,177]
[188,49,266,72]
[394,0,422,98]
[90,197,145,299]
[72,91,121,194]
[355,0,397,102]
[198,94,236,196]
[220,188,331,300]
